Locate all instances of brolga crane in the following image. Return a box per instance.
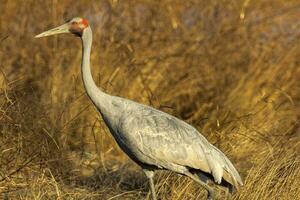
[35,17,243,200]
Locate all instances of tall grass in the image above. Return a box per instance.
[1,0,300,199]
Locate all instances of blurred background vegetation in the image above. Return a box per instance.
[1,0,300,199]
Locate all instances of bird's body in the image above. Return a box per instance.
[36,17,243,200]
[95,93,241,187]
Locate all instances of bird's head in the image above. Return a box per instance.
[35,17,89,38]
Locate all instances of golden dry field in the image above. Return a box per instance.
[1,0,300,199]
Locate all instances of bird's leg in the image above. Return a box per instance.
[184,171,215,200]
[143,169,157,200]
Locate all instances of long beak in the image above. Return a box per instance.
[35,23,69,38]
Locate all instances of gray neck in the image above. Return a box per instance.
[81,27,108,110]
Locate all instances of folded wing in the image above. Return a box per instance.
[117,106,243,189]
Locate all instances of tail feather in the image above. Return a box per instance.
[207,145,243,190]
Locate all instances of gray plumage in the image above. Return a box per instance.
[35,17,243,200]
[99,94,243,194]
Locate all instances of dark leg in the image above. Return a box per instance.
[184,171,215,200]
[143,169,157,200]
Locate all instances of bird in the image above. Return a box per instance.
[35,17,243,200]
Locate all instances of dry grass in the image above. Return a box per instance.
[1,0,300,199]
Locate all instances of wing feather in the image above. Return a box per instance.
[117,105,243,188]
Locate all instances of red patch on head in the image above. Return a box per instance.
[81,19,89,27]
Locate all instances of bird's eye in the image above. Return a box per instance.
[71,21,78,25]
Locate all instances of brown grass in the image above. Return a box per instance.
[1,0,300,199]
